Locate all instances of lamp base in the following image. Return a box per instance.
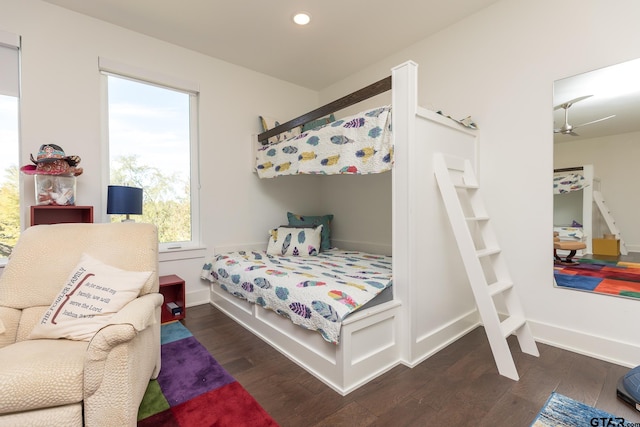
[121,214,135,222]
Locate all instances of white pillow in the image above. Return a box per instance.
[266,225,322,257]
[28,253,152,341]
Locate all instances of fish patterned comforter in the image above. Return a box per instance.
[200,249,393,344]
[255,106,393,178]
[554,172,587,194]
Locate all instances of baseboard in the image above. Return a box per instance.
[186,288,210,308]
[407,309,481,367]
[529,319,639,368]
[214,241,392,256]
[331,239,392,255]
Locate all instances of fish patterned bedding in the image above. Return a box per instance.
[200,249,393,344]
[554,226,584,241]
[554,172,587,194]
[255,106,393,178]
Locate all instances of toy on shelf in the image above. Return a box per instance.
[20,144,83,206]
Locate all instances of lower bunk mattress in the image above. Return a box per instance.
[554,226,584,241]
[200,249,392,344]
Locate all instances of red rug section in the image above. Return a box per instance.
[554,260,640,298]
[137,321,279,427]
[139,382,278,427]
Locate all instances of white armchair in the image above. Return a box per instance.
[0,222,163,426]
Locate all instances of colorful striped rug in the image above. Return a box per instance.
[531,392,621,426]
[554,259,640,300]
[137,321,278,426]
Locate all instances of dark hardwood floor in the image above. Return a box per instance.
[182,304,640,426]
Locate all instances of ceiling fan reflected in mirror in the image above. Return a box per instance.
[553,95,616,136]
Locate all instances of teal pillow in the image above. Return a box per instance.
[287,212,333,251]
[302,114,335,132]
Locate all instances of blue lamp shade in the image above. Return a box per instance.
[107,185,143,220]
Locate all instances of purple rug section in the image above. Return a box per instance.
[157,335,236,406]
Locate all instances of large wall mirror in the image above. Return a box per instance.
[553,58,640,299]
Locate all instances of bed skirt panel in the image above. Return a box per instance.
[209,282,402,395]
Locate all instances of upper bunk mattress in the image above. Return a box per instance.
[200,249,392,344]
[553,172,587,194]
[256,106,393,178]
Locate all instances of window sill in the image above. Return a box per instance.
[0,247,209,271]
[159,245,208,262]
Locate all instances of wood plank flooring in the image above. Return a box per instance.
[182,304,640,426]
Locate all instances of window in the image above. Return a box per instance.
[0,31,20,261]
[101,60,200,250]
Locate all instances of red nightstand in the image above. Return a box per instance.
[159,274,186,323]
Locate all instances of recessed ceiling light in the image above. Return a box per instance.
[293,12,311,26]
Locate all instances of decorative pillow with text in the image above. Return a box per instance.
[28,253,151,341]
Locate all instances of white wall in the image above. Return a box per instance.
[3,0,640,367]
[555,130,640,251]
[284,89,395,252]
[1,0,323,305]
[321,0,640,366]
[318,172,392,254]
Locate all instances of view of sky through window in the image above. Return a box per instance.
[107,75,193,244]
[107,76,190,194]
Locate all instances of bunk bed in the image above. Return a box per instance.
[553,165,595,254]
[201,249,393,344]
[201,61,480,395]
[254,105,393,178]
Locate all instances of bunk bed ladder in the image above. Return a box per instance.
[433,153,539,381]
[593,190,628,255]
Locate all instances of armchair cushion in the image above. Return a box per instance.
[0,339,89,413]
[0,307,21,348]
[0,223,161,426]
[28,253,151,341]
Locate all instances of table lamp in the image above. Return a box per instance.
[107,185,143,222]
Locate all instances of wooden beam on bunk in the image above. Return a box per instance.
[257,76,392,144]
[554,166,584,173]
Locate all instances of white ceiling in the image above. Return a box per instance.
[553,58,640,143]
[42,0,501,90]
[41,0,640,141]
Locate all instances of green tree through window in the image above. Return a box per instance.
[106,73,198,248]
[110,155,190,243]
[0,94,20,259]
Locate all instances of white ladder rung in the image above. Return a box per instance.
[433,152,539,382]
[488,280,514,296]
[476,248,501,257]
[593,190,628,255]
[500,316,526,338]
[466,216,490,222]
[454,184,478,190]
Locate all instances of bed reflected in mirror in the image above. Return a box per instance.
[553,57,640,300]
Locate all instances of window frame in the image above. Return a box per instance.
[0,30,21,266]
[99,58,201,252]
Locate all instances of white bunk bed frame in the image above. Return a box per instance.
[554,164,596,254]
[209,61,480,395]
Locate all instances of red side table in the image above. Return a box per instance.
[159,274,186,323]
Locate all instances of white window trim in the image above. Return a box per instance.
[0,29,20,48]
[98,57,199,95]
[0,29,21,263]
[99,59,201,252]
[0,29,20,98]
